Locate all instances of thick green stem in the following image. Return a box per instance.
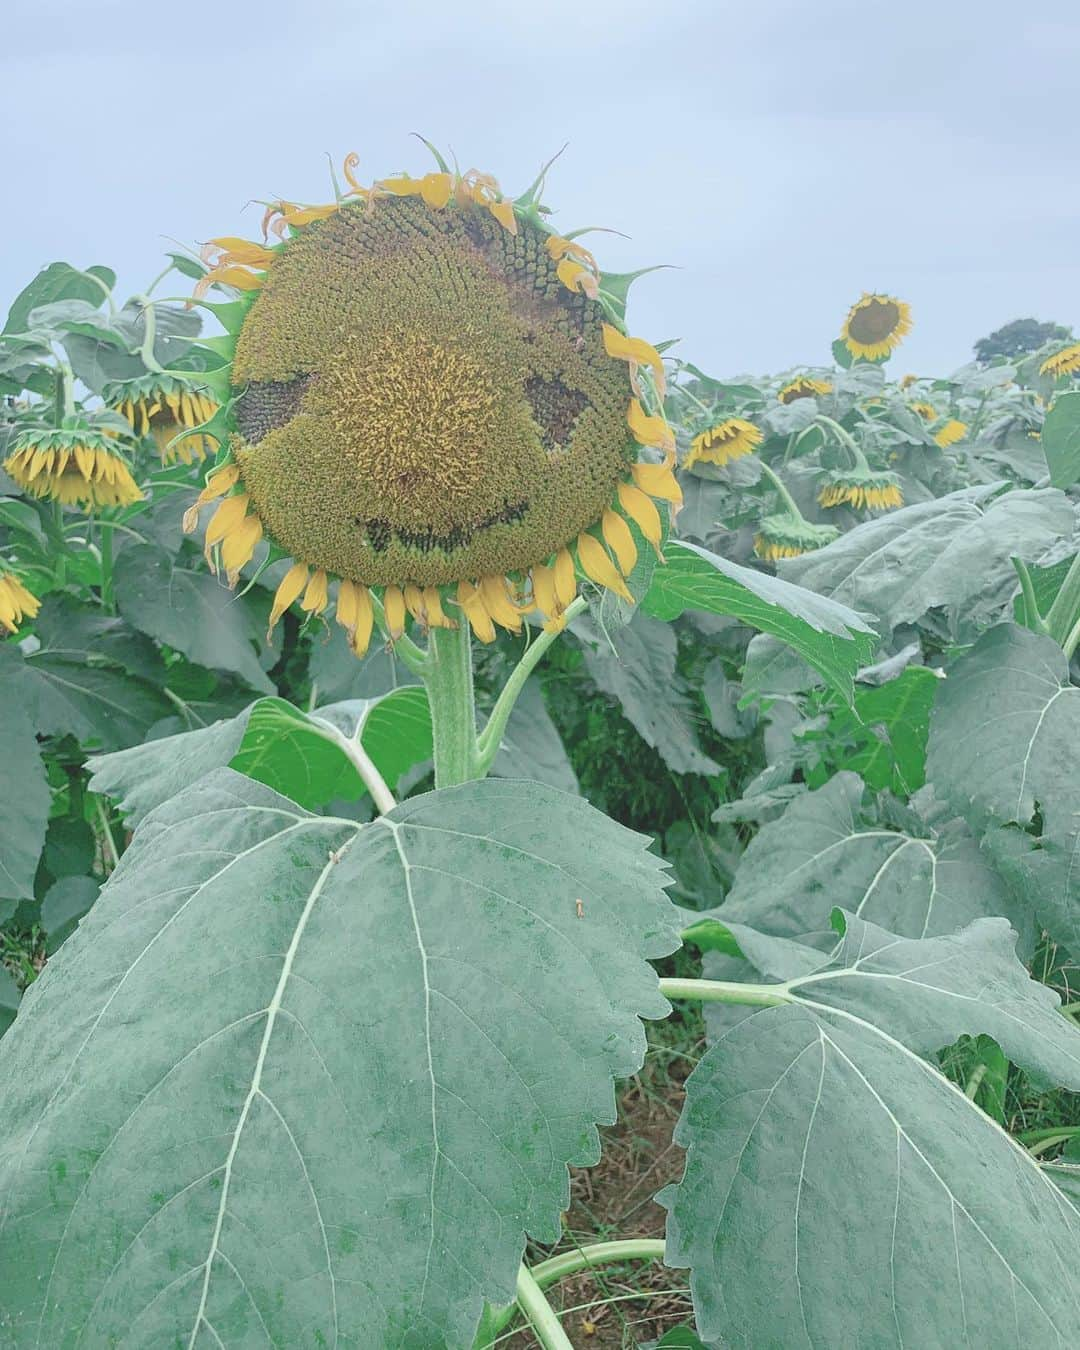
[53,363,75,424]
[132,295,166,375]
[425,622,482,788]
[476,597,587,773]
[513,1265,574,1350]
[659,976,791,1007]
[1045,551,1080,650]
[756,461,806,521]
[1011,557,1050,634]
[98,522,115,614]
[814,414,867,471]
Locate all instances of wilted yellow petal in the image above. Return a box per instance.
[383,584,406,638]
[531,564,559,621]
[403,584,427,624]
[205,493,250,547]
[577,533,633,602]
[631,461,682,503]
[617,482,663,549]
[377,175,423,198]
[602,323,666,399]
[197,463,240,505]
[350,584,374,656]
[269,561,309,634]
[422,587,454,629]
[488,198,517,234]
[555,258,599,300]
[602,509,638,576]
[207,237,277,268]
[480,575,522,632]
[457,581,496,644]
[419,172,453,208]
[301,568,329,615]
[553,548,578,610]
[627,398,675,459]
[220,514,262,573]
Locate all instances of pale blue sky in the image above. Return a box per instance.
[3,1,1078,378]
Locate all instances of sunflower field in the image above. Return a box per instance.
[2,149,1080,1349]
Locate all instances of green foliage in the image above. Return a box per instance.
[974,316,1072,363]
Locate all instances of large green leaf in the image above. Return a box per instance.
[3,262,115,335]
[705,773,1027,948]
[1041,390,1080,489]
[88,688,433,822]
[811,665,941,794]
[661,912,1080,1347]
[114,543,276,694]
[0,713,50,902]
[642,540,875,701]
[0,771,678,1346]
[928,623,1080,952]
[580,614,721,778]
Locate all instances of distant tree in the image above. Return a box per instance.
[974,317,1073,363]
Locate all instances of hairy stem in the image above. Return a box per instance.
[476,597,586,772]
[513,1265,574,1350]
[659,976,791,1007]
[426,621,482,788]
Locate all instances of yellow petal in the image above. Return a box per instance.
[268,561,309,634]
[403,584,427,625]
[480,575,523,633]
[300,568,329,615]
[220,514,262,573]
[419,172,452,208]
[205,493,250,547]
[350,584,375,657]
[617,482,663,549]
[457,581,496,644]
[602,508,638,576]
[553,548,578,610]
[197,463,240,505]
[531,563,559,622]
[627,398,675,459]
[555,258,599,300]
[631,461,682,504]
[422,586,454,629]
[488,198,517,234]
[377,175,423,198]
[602,323,666,399]
[336,576,359,629]
[383,584,406,639]
[577,533,633,602]
[207,237,277,268]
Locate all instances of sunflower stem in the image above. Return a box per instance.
[133,295,166,375]
[1011,557,1050,635]
[98,521,115,614]
[814,414,867,471]
[1045,550,1080,652]
[475,597,587,773]
[426,621,482,788]
[756,461,806,522]
[512,1265,574,1350]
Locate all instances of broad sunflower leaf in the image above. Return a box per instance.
[0,968,18,1038]
[1041,390,1080,489]
[3,262,115,336]
[0,711,50,902]
[579,613,721,778]
[661,912,1080,1348]
[0,637,171,754]
[0,770,678,1347]
[113,542,276,694]
[706,772,1028,949]
[40,875,100,955]
[88,688,433,823]
[643,539,875,702]
[928,622,1080,952]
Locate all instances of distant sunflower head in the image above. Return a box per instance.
[899,373,919,389]
[933,418,968,448]
[183,152,680,656]
[754,513,839,561]
[106,373,219,465]
[3,426,142,509]
[685,418,763,469]
[909,401,937,422]
[0,565,39,635]
[778,376,832,404]
[1039,343,1080,378]
[840,293,912,361]
[818,467,903,511]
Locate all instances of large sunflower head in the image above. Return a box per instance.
[3,426,142,509]
[685,418,762,469]
[818,467,903,511]
[106,373,219,465]
[183,152,679,656]
[1039,343,1080,378]
[840,293,912,361]
[933,418,968,448]
[753,513,839,561]
[777,376,832,404]
[0,564,39,635]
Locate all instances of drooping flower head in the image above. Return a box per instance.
[183,152,679,656]
[840,293,912,361]
[685,418,762,470]
[818,468,903,511]
[753,513,839,561]
[909,401,937,422]
[1039,343,1080,378]
[107,373,219,465]
[777,377,832,404]
[933,418,968,448]
[3,426,142,509]
[0,564,39,635]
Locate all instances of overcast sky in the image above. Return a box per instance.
[3,1,1077,380]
